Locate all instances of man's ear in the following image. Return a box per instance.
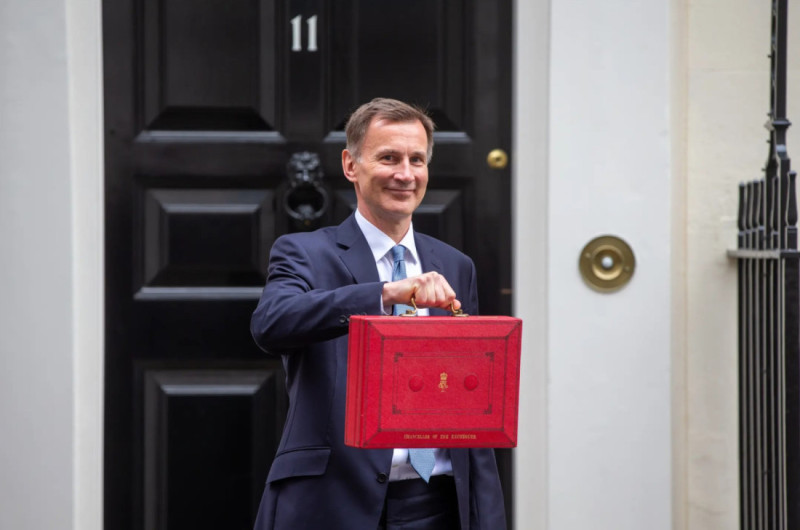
[342,149,357,183]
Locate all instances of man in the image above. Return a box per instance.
[251,98,506,529]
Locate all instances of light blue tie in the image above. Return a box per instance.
[390,245,436,482]
[391,245,415,316]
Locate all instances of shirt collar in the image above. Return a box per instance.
[354,209,419,265]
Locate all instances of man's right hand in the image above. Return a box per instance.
[381,271,461,311]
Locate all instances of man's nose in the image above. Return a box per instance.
[394,159,414,180]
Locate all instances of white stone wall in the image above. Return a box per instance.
[513,0,799,528]
[549,0,674,527]
[1,0,75,527]
[0,0,103,528]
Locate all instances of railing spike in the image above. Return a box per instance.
[747,181,755,249]
[771,176,780,248]
[787,171,797,225]
[754,180,763,250]
[757,180,766,249]
[787,170,797,250]
[739,183,747,249]
[766,174,776,249]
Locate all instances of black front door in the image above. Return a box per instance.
[103,1,512,528]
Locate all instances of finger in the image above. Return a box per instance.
[433,281,450,307]
[422,280,438,306]
[383,278,420,307]
[434,276,457,306]
[414,276,436,307]
[407,273,461,310]
[440,278,457,302]
[407,277,425,305]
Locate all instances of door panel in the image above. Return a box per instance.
[142,0,277,131]
[327,1,468,134]
[141,188,274,288]
[104,0,512,528]
[142,369,285,529]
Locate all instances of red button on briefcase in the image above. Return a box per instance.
[345,314,522,448]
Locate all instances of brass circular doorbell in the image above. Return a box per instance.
[579,235,635,292]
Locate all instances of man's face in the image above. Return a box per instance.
[343,118,429,227]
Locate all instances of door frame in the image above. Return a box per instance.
[512,0,549,528]
[69,0,105,529]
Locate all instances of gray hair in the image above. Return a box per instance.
[344,98,435,162]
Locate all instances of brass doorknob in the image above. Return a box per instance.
[487,149,508,169]
[579,235,635,292]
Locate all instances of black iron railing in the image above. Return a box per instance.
[728,1,800,527]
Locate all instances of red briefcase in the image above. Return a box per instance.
[344,311,522,449]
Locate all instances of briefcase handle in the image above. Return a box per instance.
[401,295,469,318]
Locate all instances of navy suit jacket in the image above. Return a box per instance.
[251,214,506,529]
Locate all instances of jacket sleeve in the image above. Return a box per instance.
[250,234,384,353]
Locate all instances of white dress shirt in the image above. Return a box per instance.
[354,210,453,481]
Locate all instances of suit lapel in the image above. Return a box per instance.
[336,214,380,284]
[415,232,443,275]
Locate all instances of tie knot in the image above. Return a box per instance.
[391,245,406,263]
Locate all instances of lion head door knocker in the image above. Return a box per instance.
[284,152,330,231]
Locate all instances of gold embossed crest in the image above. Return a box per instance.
[438,372,449,392]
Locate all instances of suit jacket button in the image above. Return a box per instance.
[376,472,388,483]
[339,316,348,324]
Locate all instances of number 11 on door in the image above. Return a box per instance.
[291,15,318,52]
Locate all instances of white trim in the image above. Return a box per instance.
[513,0,550,528]
[66,0,105,528]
